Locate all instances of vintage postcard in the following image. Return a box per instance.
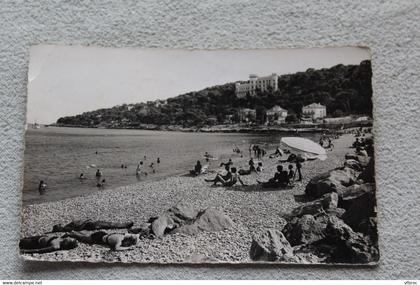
[21,45,378,264]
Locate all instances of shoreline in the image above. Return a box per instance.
[21,134,356,263]
[48,121,372,134]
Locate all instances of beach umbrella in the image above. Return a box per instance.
[280,137,327,161]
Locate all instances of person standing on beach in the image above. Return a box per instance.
[157,157,160,164]
[136,163,143,176]
[295,157,303,181]
[95,169,102,181]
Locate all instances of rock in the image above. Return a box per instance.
[282,215,326,246]
[292,244,324,264]
[358,157,375,183]
[249,229,296,262]
[357,217,378,242]
[345,153,358,160]
[194,208,235,231]
[305,167,358,198]
[344,159,363,171]
[342,192,376,230]
[339,183,374,201]
[326,207,346,218]
[151,214,176,237]
[289,192,339,218]
[172,208,234,235]
[325,216,379,263]
[169,203,199,221]
[357,155,371,168]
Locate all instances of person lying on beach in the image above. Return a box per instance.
[51,219,134,233]
[63,231,140,251]
[257,165,290,188]
[19,235,78,254]
[205,167,246,187]
[220,159,233,167]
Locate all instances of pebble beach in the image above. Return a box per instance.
[21,134,355,263]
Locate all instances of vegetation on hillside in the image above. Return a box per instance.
[56,60,373,128]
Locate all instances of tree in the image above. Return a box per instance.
[285,114,298,123]
[333,109,344,118]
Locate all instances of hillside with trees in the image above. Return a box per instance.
[56,60,373,128]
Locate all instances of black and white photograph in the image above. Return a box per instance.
[21,45,378,265]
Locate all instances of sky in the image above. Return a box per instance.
[27,45,370,124]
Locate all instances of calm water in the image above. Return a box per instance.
[23,127,318,205]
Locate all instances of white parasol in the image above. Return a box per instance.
[280,137,327,161]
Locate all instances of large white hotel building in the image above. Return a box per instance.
[235,73,278,98]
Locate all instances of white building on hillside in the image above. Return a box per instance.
[302,103,327,120]
[266,105,288,125]
[235,73,278,98]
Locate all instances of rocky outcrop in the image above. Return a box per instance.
[342,191,376,230]
[338,183,374,202]
[148,203,234,237]
[305,167,358,198]
[282,215,326,246]
[172,208,234,235]
[324,216,379,263]
[288,192,342,218]
[250,229,320,263]
[358,157,375,183]
[344,159,363,171]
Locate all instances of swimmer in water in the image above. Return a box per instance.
[96,179,106,188]
[38,180,47,195]
[79,173,87,180]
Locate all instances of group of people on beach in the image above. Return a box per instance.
[38,153,162,195]
[20,219,139,254]
[190,141,305,189]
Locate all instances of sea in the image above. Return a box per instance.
[23,127,319,205]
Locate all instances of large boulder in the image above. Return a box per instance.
[151,214,177,237]
[150,203,208,237]
[338,183,375,209]
[250,229,321,263]
[282,215,326,246]
[345,153,358,160]
[344,159,363,171]
[289,192,340,218]
[250,229,297,262]
[168,203,199,221]
[173,208,234,235]
[358,157,375,183]
[342,192,376,230]
[357,217,378,243]
[305,167,358,198]
[325,216,379,264]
